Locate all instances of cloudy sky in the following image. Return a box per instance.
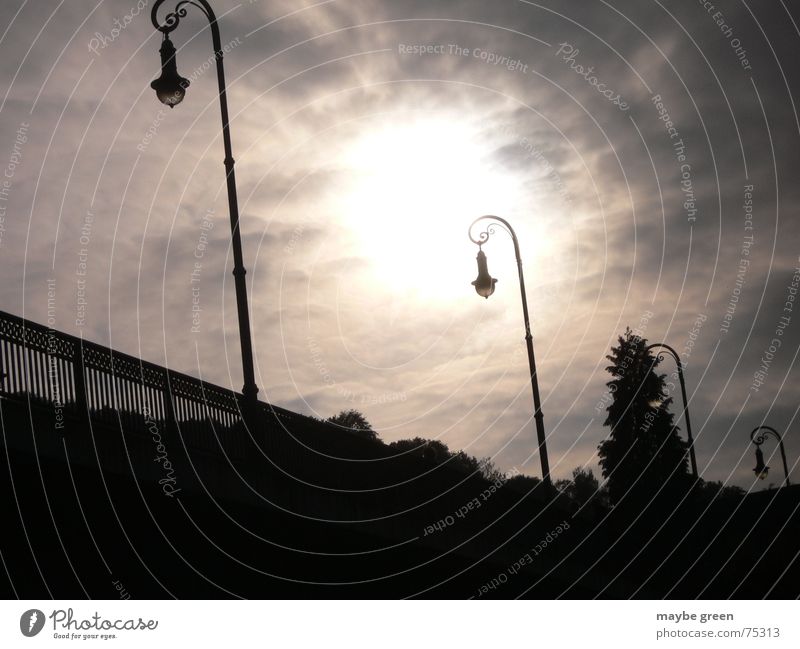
[1,0,799,488]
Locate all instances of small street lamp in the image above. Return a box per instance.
[646,343,698,479]
[149,0,259,404]
[468,215,551,487]
[750,425,791,486]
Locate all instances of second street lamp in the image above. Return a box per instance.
[149,0,259,405]
[750,425,791,487]
[468,215,551,487]
[646,343,698,479]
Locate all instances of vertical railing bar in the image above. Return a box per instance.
[132,379,140,429]
[99,367,108,415]
[24,344,35,398]
[30,345,38,398]
[119,375,128,427]
[14,341,23,394]
[14,340,23,395]
[5,340,12,394]
[42,350,51,401]
[73,340,87,416]
[35,344,44,398]
[29,347,40,399]
[1,340,9,393]
[86,367,94,411]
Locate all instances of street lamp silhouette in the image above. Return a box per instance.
[750,426,791,486]
[468,215,551,487]
[646,343,698,479]
[149,0,259,404]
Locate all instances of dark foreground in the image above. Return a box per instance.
[2,396,798,599]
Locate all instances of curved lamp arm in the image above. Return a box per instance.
[645,342,681,366]
[468,214,516,247]
[152,0,214,35]
[645,342,698,479]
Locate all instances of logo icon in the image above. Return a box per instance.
[20,609,45,637]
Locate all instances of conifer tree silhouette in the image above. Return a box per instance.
[598,328,690,506]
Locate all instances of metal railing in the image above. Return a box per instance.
[0,310,301,446]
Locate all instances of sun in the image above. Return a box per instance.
[335,116,530,301]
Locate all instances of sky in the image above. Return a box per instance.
[1,0,799,489]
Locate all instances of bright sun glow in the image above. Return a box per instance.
[337,117,533,301]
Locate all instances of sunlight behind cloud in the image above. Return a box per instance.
[336,116,532,302]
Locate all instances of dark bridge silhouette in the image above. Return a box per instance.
[1,310,798,599]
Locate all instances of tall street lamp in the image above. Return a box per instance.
[468,215,551,487]
[646,343,698,479]
[750,425,791,487]
[149,0,259,404]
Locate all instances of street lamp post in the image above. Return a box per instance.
[750,425,791,487]
[646,343,698,479]
[468,215,551,487]
[149,0,259,404]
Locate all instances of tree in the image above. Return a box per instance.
[597,328,690,505]
[388,438,500,479]
[389,437,450,463]
[557,467,606,507]
[693,479,745,504]
[326,409,378,442]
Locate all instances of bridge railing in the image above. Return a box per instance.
[0,310,307,454]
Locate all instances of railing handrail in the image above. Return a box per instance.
[0,309,303,424]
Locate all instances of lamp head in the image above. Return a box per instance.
[151,35,189,108]
[471,248,497,299]
[753,446,769,480]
